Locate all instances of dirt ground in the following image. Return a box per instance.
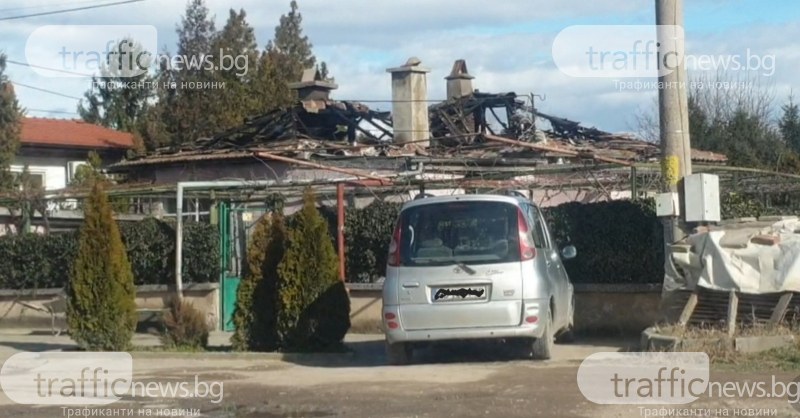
[0,332,798,418]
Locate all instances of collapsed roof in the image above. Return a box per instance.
[113,58,727,171]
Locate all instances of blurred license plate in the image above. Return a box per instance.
[431,286,488,302]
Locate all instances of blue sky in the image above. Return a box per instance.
[2,0,798,135]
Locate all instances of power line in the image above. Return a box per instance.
[342,99,451,103]
[6,59,94,77]
[340,96,534,104]
[13,81,82,100]
[0,0,121,14]
[0,0,145,21]
[27,108,79,115]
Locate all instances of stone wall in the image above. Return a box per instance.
[0,283,220,332]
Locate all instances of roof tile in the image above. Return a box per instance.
[21,117,134,150]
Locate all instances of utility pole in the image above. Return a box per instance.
[656,0,693,244]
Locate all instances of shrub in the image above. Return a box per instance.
[318,200,401,283]
[0,219,217,290]
[0,232,78,290]
[276,188,350,351]
[543,199,664,284]
[161,295,210,350]
[119,219,218,285]
[119,218,174,285]
[231,212,286,351]
[66,183,137,351]
[318,198,665,285]
[721,192,767,220]
[297,280,351,351]
[344,201,401,282]
[181,222,219,283]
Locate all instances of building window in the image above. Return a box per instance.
[12,170,46,190]
[28,173,44,189]
[67,161,87,183]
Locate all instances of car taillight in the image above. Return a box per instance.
[517,208,536,261]
[387,222,402,266]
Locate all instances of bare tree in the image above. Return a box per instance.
[690,70,776,124]
[629,70,778,143]
[7,168,49,235]
[630,96,659,143]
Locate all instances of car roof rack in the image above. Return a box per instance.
[412,190,528,201]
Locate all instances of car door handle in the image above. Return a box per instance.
[402,282,420,288]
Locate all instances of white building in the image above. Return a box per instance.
[1,117,135,234]
[11,117,134,190]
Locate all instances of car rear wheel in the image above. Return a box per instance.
[386,341,413,365]
[557,296,576,343]
[557,327,576,344]
[532,308,554,360]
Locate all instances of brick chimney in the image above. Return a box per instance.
[288,67,338,101]
[386,57,430,146]
[445,59,474,100]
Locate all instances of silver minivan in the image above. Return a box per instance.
[381,193,577,364]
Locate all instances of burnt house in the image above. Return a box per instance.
[106,58,727,211]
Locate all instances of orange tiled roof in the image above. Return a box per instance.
[21,117,134,150]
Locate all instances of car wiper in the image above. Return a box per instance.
[452,260,476,275]
[412,258,476,274]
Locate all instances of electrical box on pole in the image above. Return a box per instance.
[656,192,681,218]
[684,173,720,223]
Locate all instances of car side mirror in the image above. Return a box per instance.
[561,245,577,260]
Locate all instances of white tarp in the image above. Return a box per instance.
[666,218,800,294]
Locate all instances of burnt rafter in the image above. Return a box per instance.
[428,92,525,145]
[534,111,616,141]
[180,100,394,153]
[161,67,394,153]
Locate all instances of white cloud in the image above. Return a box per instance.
[1,0,796,135]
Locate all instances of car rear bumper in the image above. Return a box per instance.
[385,323,545,344]
[384,299,547,344]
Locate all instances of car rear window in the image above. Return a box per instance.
[398,200,521,266]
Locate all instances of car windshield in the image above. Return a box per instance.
[398,200,521,266]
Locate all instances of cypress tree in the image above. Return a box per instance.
[66,182,137,351]
[780,95,800,154]
[0,53,21,192]
[277,188,350,351]
[231,211,286,351]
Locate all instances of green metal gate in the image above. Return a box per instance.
[218,202,239,331]
[217,201,269,331]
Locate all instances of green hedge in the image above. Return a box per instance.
[542,199,664,284]
[319,201,402,283]
[0,218,218,290]
[343,201,401,283]
[720,192,800,219]
[0,232,78,290]
[7,192,792,290]
[326,198,664,284]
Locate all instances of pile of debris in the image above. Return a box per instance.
[117,58,727,171]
